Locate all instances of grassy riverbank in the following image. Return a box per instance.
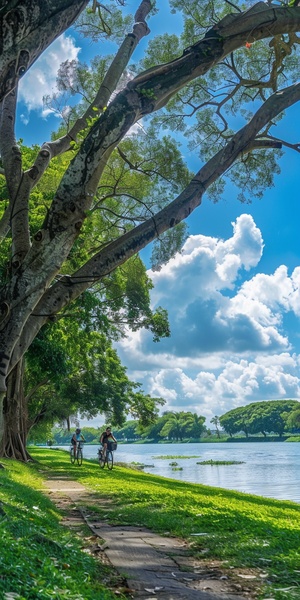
[1,447,300,599]
[0,454,119,600]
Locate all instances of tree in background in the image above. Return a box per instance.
[1,0,300,457]
[285,406,300,432]
[220,400,299,438]
[159,411,206,442]
[113,420,141,442]
[47,426,100,445]
[188,413,207,439]
[140,412,171,443]
[219,406,250,438]
[210,416,221,438]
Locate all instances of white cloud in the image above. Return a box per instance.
[20,113,29,125]
[150,214,263,310]
[238,265,300,315]
[18,34,80,116]
[116,214,300,423]
[143,353,300,422]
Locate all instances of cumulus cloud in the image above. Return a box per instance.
[18,34,80,117]
[237,265,300,316]
[116,214,300,422]
[143,353,300,422]
[136,214,289,357]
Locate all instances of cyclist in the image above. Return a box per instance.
[99,426,117,457]
[71,428,85,457]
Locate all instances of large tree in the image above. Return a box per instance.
[1,0,300,458]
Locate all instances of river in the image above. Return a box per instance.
[58,441,300,503]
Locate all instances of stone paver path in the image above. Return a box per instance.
[44,477,261,600]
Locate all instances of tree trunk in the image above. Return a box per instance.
[0,359,31,460]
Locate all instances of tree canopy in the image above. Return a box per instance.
[1,0,300,458]
[219,399,299,437]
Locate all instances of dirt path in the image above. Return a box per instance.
[44,476,263,600]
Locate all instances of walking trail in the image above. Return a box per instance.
[43,475,264,600]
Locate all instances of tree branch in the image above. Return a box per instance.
[10,81,300,369]
[0,0,89,102]
[27,0,152,187]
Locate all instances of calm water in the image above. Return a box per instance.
[61,441,300,503]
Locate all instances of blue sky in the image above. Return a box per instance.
[16,2,300,426]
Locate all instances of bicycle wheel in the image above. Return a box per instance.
[77,448,83,466]
[99,451,106,469]
[70,447,75,464]
[107,451,113,470]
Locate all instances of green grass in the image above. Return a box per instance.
[0,456,122,600]
[2,447,300,600]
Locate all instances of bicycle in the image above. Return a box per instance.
[70,440,84,466]
[98,442,117,470]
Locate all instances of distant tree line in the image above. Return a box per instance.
[117,411,208,443]
[44,399,300,446]
[114,400,300,441]
[219,400,300,438]
[46,426,101,446]
[46,411,208,445]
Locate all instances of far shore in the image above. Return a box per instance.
[39,435,299,447]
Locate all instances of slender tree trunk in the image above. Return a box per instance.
[0,359,31,460]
